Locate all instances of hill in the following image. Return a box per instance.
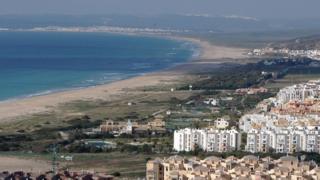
[269,35,320,50]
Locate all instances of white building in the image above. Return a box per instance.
[277,81,320,104]
[248,48,320,60]
[173,128,241,152]
[124,119,133,134]
[203,98,219,106]
[246,128,320,154]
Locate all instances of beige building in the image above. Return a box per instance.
[148,117,166,128]
[100,117,166,135]
[100,120,133,132]
[214,118,229,129]
[147,155,319,180]
[146,158,164,180]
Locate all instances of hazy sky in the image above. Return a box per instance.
[1,0,320,19]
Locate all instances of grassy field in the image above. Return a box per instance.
[0,89,195,134]
[186,29,320,48]
[65,152,156,177]
[0,151,165,178]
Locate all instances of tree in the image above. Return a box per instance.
[111,172,121,177]
[241,132,247,150]
[141,144,152,154]
[192,144,202,156]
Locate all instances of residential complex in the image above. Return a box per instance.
[98,115,166,136]
[172,80,320,155]
[159,80,320,179]
[240,80,320,153]
[173,128,241,152]
[276,80,320,103]
[147,155,320,180]
[246,127,320,153]
[248,48,320,60]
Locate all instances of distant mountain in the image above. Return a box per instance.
[109,14,268,33]
[0,14,283,33]
[1,14,320,33]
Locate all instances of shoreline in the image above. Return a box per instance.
[0,32,248,122]
[0,31,199,104]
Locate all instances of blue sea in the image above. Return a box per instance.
[0,31,196,101]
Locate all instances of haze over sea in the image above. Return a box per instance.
[0,31,196,101]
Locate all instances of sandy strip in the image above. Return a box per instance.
[0,37,248,121]
[175,36,248,60]
[0,74,178,121]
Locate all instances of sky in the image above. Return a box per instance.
[1,0,320,19]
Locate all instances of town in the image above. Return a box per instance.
[172,80,320,154]
[147,79,320,179]
[2,1,320,179]
[248,48,320,60]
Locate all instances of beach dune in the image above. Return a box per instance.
[180,37,248,60]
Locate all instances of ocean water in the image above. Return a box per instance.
[0,31,196,101]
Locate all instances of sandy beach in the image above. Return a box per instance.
[178,37,248,60]
[0,36,248,122]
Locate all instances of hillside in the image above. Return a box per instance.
[270,35,320,50]
[0,14,302,33]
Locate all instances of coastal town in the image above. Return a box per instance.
[248,48,320,60]
[167,80,320,154]
[0,39,318,179]
[146,78,320,179]
[2,2,320,179]
[3,56,320,179]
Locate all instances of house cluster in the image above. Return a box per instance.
[271,99,320,115]
[173,127,241,152]
[240,80,320,153]
[235,87,268,95]
[146,155,320,180]
[98,115,166,136]
[248,48,320,60]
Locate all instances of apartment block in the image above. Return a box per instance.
[173,128,241,152]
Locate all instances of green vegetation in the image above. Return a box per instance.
[186,30,320,48]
